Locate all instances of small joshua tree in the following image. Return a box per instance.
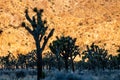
[43,51,57,70]
[82,43,109,70]
[49,36,80,72]
[116,47,120,68]
[25,50,37,69]
[22,8,54,79]
[17,53,27,69]
[108,48,120,69]
[108,55,119,69]
[0,51,16,69]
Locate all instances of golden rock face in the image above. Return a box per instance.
[0,0,120,56]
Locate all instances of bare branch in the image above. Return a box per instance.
[21,22,33,35]
[25,26,33,35]
[25,9,32,23]
[47,29,54,39]
[37,9,44,28]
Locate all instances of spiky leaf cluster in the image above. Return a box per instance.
[22,8,54,44]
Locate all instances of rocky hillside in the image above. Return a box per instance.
[0,0,120,56]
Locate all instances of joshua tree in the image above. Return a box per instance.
[107,48,120,69]
[0,51,16,69]
[25,50,37,69]
[108,55,119,69]
[17,53,27,68]
[82,43,109,70]
[43,51,57,70]
[22,8,54,79]
[49,36,80,72]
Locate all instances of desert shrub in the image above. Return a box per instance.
[108,54,120,69]
[28,69,37,76]
[15,71,26,79]
[41,71,46,79]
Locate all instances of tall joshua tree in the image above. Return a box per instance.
[22,8,54,79]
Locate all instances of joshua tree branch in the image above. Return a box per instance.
[41,29,54,50]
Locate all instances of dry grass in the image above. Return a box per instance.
[0,69,120,80]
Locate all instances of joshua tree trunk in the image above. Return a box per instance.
[37,53,42,79]
[64,58,68,72]
[36,40,42,79]
[70,56,75,72]
[56,56,61,71]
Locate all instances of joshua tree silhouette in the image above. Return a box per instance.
[49,36,80,72]
[22,8,54,79]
